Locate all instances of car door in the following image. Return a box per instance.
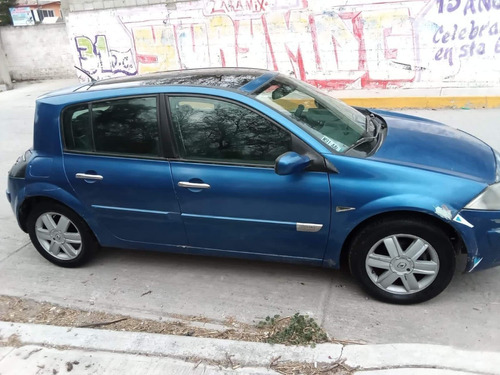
[167,94,331,260]
[61,95,186,246]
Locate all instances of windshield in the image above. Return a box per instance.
[253,77,366,153]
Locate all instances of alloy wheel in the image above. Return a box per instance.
[365,234,440,295]
[35,212,82,260]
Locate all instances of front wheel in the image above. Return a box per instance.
[27,202,97,267]
[349,219,456,304]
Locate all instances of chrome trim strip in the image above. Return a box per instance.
[76,173,103,180]
[336,206,355,213]
[92,205,170,215]
[182,214,322,232]
[178,181,211,189]
[182,213,296,227]
[296,223,323,232]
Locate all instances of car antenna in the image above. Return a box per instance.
[74,66,97,83]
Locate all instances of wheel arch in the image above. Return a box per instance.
[17,181,91,228]
[338,210,467,270]
[18,196,86,232]
[16,183,104,241]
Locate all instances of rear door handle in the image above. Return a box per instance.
[76,173,103,181]
[178,181,210,189]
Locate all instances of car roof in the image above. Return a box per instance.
[71,67,275,92]
[38,68,279,103]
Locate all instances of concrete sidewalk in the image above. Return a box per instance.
[1,321,499,375]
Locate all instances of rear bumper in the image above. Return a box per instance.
[454,209,500,272]
[6,176,27,228]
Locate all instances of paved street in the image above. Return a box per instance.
[1,80,499,351]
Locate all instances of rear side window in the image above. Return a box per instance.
[62,96,160,157]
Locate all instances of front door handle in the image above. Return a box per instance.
[178,181,210,189]
[76,173,103,181]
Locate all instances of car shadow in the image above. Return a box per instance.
[93,245,356,288]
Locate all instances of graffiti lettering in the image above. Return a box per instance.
[433,18,499,65]
[208,0,268,14]
[75,35,137,78]
[436,0,500,15]
[434,20,499,43]
[68,0,499,88]
[123,9,414,89]
[203,0,307,16]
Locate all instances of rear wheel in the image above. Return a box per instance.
[349,218,455,304]
[27,202,97,267]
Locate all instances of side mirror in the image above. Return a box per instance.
[274,152,311,175]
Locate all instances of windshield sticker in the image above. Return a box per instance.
[320,136,344,152]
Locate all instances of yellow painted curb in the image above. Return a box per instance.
[340,96,500,109]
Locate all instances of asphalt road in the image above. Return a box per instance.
[1,80,499,351]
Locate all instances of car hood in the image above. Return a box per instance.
[370,110,496,183]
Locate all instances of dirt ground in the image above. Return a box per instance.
[0,295,359,346]
[0,295,357,374]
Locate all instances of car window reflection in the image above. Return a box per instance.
[62,97,160,157]
[169,96,292,165]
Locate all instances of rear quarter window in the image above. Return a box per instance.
[62,104,92,152]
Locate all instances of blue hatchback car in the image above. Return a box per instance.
[6,68,500,304]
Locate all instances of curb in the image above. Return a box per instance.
[341,96,500,109]
[1,322,500,374]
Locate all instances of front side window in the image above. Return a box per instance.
[62,96,160,158]
[169,96,292,165]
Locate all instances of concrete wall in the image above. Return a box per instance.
[65,0,181,13]
[0,23,74,80]
[65,0,500,90]
[0,37,12,90]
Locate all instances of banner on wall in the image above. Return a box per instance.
[9,7,35,26]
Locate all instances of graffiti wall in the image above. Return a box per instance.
[66,0,500,89]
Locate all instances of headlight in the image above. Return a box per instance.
[465,182,500,210]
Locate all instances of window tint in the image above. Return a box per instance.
[63,96,160,157]
[93,97,159,156]
[62,104,92,152]
[169,96,292,165]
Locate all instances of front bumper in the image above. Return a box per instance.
[454,209,500,272]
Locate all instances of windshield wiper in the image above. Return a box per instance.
[366,112,381,136]
[344,114,380,153]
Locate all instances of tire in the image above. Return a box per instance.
[27,202,98,268]
[349,218,455,304]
